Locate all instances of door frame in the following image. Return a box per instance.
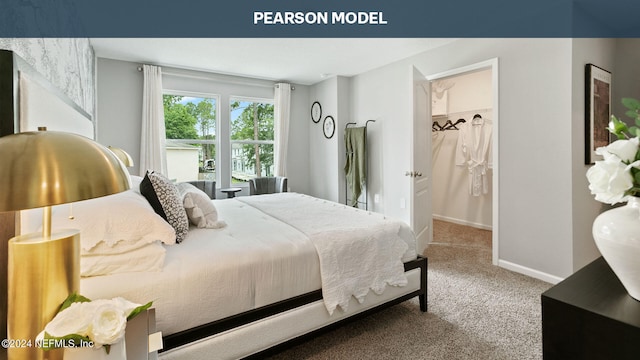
[425,58,499,265]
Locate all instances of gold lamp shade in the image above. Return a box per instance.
[0,130,131,212]
[0,129,131,360]
[108,146,134,167]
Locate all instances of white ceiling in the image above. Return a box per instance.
[90,38,458,85]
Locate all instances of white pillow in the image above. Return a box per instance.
[176,183,226,229]
[81,241,166,277]
[51,189,176,255]
[130,175,143,194]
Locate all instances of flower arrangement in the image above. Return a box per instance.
[587,98,640,204]
[38,293,152,354]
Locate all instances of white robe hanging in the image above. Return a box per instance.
[455,117,493,196]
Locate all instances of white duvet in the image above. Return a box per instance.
[80,193,416,336]
[237,193,414,314]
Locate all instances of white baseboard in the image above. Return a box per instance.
[432,214,492,231]
[498,259,564,285]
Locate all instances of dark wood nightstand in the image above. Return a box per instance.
[541,257,640,359]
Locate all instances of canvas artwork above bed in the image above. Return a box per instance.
[0,50,428,360]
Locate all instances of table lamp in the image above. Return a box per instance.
[0,128,130,360]
[108,146,134,167]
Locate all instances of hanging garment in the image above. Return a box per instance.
[344,127,367,207]
[455,117,493,196]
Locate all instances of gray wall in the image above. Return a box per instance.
[308,75,352,204]
[96,58,142,174]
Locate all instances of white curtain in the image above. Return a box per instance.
[139,64,167,176]
[274,83,291,177]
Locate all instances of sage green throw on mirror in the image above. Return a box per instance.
[344,126,367,207]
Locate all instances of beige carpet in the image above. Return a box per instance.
[267,220,553,360]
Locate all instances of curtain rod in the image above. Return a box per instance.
[443,108,492,117]
[137,65,294,90]
[275,83,295,90]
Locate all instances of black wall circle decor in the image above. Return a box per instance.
[311,101,322,123]
[323,115,335,139]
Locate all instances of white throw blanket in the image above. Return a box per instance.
[237,193,409,315]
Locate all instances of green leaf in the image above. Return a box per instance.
[127,301,153,321]
[608,115,630,138]
[628,186,640,197]
[104,344,111,355]
[58,293,92,312]
[626,110,639,120]
[622,98,640,111]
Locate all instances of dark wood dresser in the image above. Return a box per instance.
[541,257,640,359]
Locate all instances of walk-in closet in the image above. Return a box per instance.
[431,68,494,244]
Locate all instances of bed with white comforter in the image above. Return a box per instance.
[37,179,428,359]
[80,191,418,334]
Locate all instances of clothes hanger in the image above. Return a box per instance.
[472,114,484,125]
[442,119,456,130]
[453,118,466,127]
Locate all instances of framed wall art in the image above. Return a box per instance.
[311,101,322,123]
[323,115,335,139]
[585,63,612,164]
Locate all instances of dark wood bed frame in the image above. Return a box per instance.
[0,49,429,359]
[161,256,428,357]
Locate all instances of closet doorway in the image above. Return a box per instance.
[427,59,499,265]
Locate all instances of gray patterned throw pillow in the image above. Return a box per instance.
[140,171,189,243]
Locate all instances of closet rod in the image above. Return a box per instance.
[442,108,492,117]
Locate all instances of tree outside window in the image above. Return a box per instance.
[163,94,217,182]
[230,99,274,183]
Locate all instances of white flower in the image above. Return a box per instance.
[112,297,141,318]
[587,156,633,204]
[42,296,147,349]
[588,98,640,204]
[597,137,640,162]
[87,300,128,346]
[43,302,93,338]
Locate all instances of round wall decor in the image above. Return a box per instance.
[311,101,322,123]
[323,115,335,139]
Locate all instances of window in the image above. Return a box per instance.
[229,98,274,184]
[163,94,217,183]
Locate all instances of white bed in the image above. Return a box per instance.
[80,192,418,338]
[0,49,428,360]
